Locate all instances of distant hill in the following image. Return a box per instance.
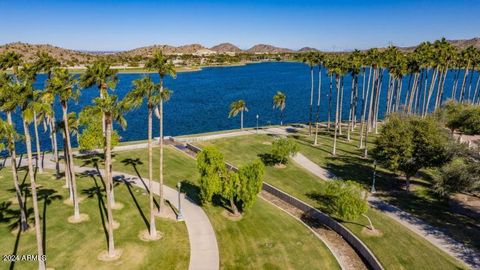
[0,42,94,64]
[210,43,242,53]
[298,47,320,52]
[246,44,293,54]
[446,37,480,50]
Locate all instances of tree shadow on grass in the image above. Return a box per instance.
[80,172,109,247]
[121,158,160,210]
[118,175,149,229]
[257,153,280,166]
[180,180,201,205]
[38,188,62,256]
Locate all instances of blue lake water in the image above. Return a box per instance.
[2,61,478,154]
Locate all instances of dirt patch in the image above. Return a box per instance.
[97,249,123,262]
[262,141,272,145]
[138,229,164,242]
[112,202,124,210]
[63,196,86,206]
[155,204,177,221]
[361,227,383,237]
[221,209,243,221]
[274,164,286,169]
[68,213,90,224]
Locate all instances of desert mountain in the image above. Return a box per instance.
[210,43,242,53]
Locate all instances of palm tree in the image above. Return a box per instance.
[34,52,61,176]
[13,77,49,270]
[80,60,118,205]
[91,94,128,258]
[45,68,86,222]
[302,52,317,135]
[145,51,177,215]
[124,76,161,238]
[273,91,286,125]
[0,51,23,76]
[229,100,248,130]
[0,78,29,232]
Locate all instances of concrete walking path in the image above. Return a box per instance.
[291,152,480,269]
[5,153,220,270]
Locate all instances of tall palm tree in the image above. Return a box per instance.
[91,94,128,258]
[13,77,49,270]
[229,100,248,130]
[45,68,85,221]
[34,52,61,176]
[302,52,317,135]
[145,51,176,215]
[0,76,29,232]
[79,60,118,205]
[273,91,286,125]
[124,76,161,238]
[313,53,325,145]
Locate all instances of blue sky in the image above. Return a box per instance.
[0,0,479,51]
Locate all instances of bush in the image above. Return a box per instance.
[321,180,369,221]
[271,138,299,164]
[434,158,480,196]
[197,146,225,204]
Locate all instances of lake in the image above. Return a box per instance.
[2,61,473,154]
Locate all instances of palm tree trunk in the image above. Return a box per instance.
[159,84,165,214]
[63,135,73,201]
[62,104,80,219]
[333,76,341,156]
[7,112,28,231]
[309,67,314,135]
[314,66,322,145]
[327,75,333,131]
[230,198,239,216]
[148,107,157,237]
[473,73,480,104]
[104,116,116,257]
[452,69,460,99]
[338,78,344,135]
[359,67,372,148]
[425,67,439,116]
[460,63,470,103]
[22,119,46,270]
[49,116,60,178]
[240,110,244,130]
[347,75,355,141]
[467,68,475,102]
[33,111,43,173]
[365,69,378,158]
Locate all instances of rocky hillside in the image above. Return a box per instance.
[0,42,94,64]
[210,43,242,53]
[246,44,293,54]
[447,37,480,49]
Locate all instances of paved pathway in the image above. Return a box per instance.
[5,153,220,270]
[291,152,480,269]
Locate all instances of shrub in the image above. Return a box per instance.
[271,138,299,164]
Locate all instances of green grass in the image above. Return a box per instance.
[81,146,340,269]
[194,133,467,270]
[0,168,189,270]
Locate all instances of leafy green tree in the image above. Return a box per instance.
[373,114,450,191]
[434,158,480,196]
[221,171,241,215]
[237,159,265,211]
[321,180,373,230]
[197,146,225,203]
[271,138,299,164]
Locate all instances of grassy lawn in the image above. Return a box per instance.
[0,168,189,270]
[83,146,340,269]
[291,126,480,253]
[194,133,467,269]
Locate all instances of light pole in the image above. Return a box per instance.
[177,182,184,221]
[256,114,259,134]
[371,160,377,193]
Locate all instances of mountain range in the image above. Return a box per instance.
[1,37,479,63]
